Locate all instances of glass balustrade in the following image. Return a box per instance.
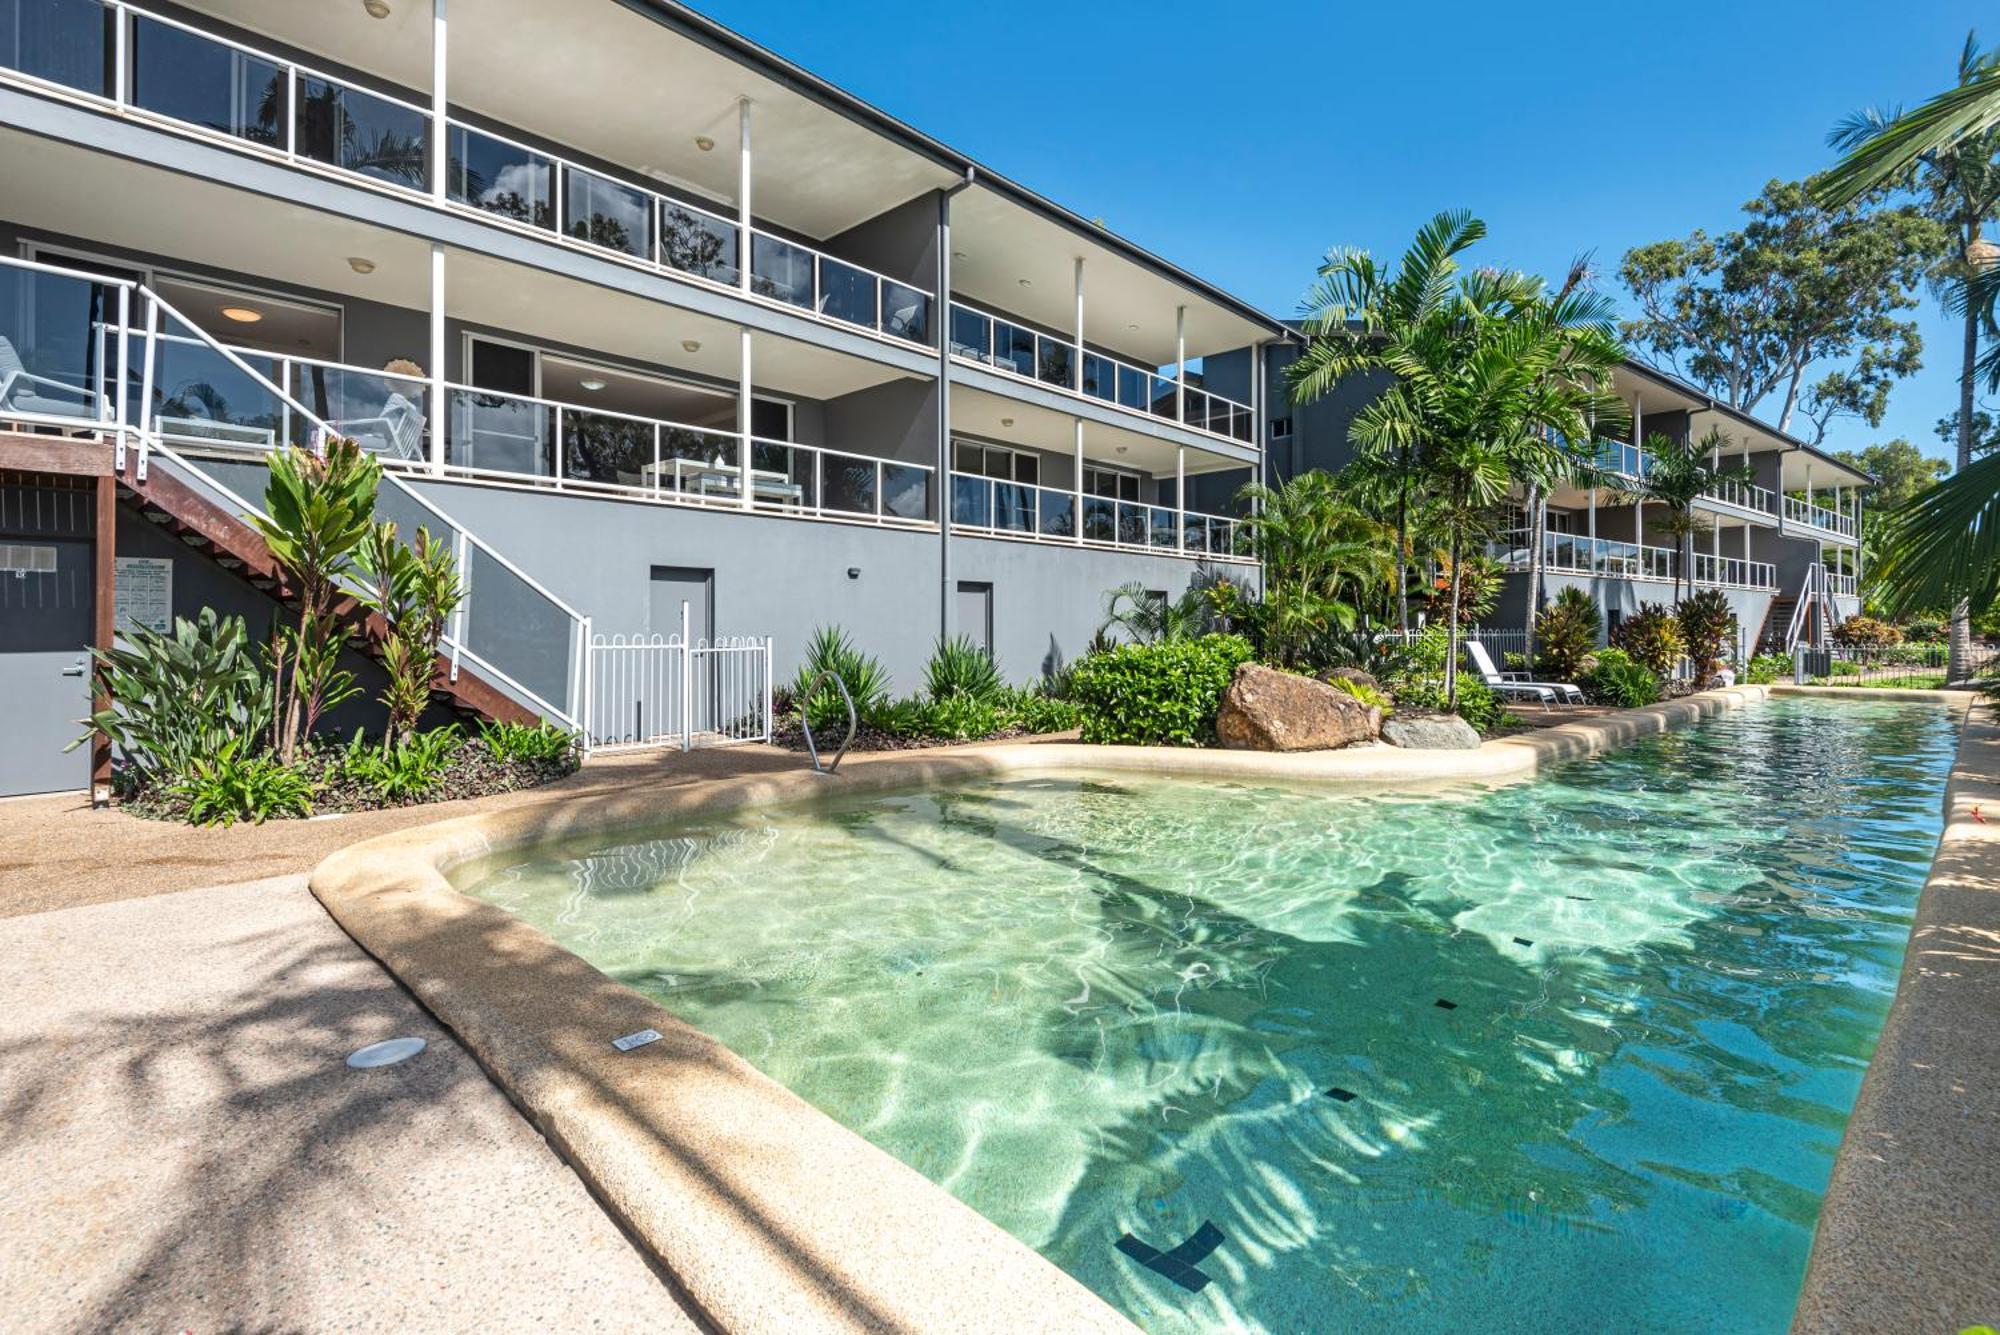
[0,0,105,93]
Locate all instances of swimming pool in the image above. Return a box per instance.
[463,697,1956,1332]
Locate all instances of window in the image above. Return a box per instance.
[1084,466,1142,502]
[954,441,1039,484]
[1269,416,1293,440]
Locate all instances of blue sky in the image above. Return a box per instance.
[695,0,1983,464]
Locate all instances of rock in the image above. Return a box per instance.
[1326,667,1380,691]
[1215,663,1381,752]
[1381,714,1482,750]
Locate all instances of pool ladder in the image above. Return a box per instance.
[800,669,857,775]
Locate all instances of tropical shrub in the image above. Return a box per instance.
[913,693,1001,741]
[255,439,379,762]
[1427,553,1505,625]
[479,720,578,763]
[1675,589,1735,680]
[1325,674,1394,715]
[1068,634,1255,746]
[80,608,273,783]
[1534,587,1601,681]
[357,520,464,748]
[1745,652,1792,685]
[995,686,1081,733]
[1900,615,1948,644]
[788,625,892,730]
[170,739,318,826]
[1581,648,1663,707]
[1390,673,1503,733]
[1099,582,1216,644]
[1832,614,1902,648]
[923,635,1003,703]
[339,725,464,801]
[1610,603,1684,677]
[1306,626,1418,681]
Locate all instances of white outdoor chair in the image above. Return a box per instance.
[334,391,426,462]
[0,335,101,421]
[1465,640,1584,705]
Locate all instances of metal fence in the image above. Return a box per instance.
[584,606,771,753]
[1794,643,1952,689]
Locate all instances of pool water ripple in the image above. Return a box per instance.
[466,697,1956,1333]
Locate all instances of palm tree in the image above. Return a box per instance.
[1819,56,2000,208]
[1874,448,2000,619]
[1287,210,1488,635]
[1614,427,1754,604]
[1233,470,1393,666]
[1098,582,1210,643]
[1829,34,2000,667]
[1344,258,1626,703]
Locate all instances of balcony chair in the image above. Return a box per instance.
[0,335,102,422]
[1464,640,1583,706]
[333,391,426,462]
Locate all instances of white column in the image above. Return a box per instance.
[1175,306,1186,424]
[737,327,753,510]
[1176,445,1186,552]
[427,244,445,471]
[736,98,752,294]
[430,0,447,201]
[1072,420,1084,546]
[1587,487,1596,542]
[1072,256,1085,391]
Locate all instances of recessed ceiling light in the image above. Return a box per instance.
[1127,322,1139,330]
[681,339,702,353]
[1001,417,1014,427]
[347,256,376,274]
[579,376,606,392]
[1115,445,1129,454]
[361,0,391,17]
[1018,278,1032,288]
[220,306,263,324]
[952,251,967,260]
[694,135,715,152]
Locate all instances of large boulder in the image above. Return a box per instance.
[1382,714,1481,750]
[1215,663,1381,752]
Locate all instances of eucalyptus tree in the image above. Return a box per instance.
[1614,427,1754,604]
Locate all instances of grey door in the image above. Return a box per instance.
[650,566,713,642]
[0,536,95,796]
[956,580,993,656]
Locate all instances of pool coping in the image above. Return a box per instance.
[309,683,1779,1331]
[1792,690,2000,1332]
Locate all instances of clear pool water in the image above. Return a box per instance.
[464,698,1955,1333]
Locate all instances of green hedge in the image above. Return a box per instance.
[1069,634,1255,746]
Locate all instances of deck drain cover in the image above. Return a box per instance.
[1513,936,1535,947]
[1324,1087,1357,1103]
[1434,998,1459,1010]
[347,1037,426,1069]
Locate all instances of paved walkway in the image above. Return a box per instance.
[0,875,703,1332]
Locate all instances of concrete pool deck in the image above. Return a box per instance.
[308,683,1788,1331]
[0,874,703,1332]
[1793,690,2000,1333]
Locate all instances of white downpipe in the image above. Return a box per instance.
[430,0,447,201]
[1176,446,1186,552]
[1175,306,1186,424]
[1073,256,1085,391]
[737,98,752,294]
[428,243,446,471]
[679,601,694,751]
[1072,419,1084,546]
[738,327,753,510]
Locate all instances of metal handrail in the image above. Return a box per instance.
[798,669,857,776]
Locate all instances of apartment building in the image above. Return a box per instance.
[0,0,1279,795]
[1205,341,1870,657]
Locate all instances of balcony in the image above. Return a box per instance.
[947,302,1254,446]
[1703,477,1776,516]
[1827,571,1859,598]
[1594,438,1650,480]
[949,472,1249,564]
[1488,530,1775,591]
[1783,495,1859,541]
[0,0,935,350]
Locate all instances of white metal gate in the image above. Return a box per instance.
[584,604,771,754]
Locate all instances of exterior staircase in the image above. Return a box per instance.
[115,448,536,727]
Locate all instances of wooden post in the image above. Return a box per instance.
[92,473,115,806]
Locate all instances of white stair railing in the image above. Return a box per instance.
[1,252,589,731]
